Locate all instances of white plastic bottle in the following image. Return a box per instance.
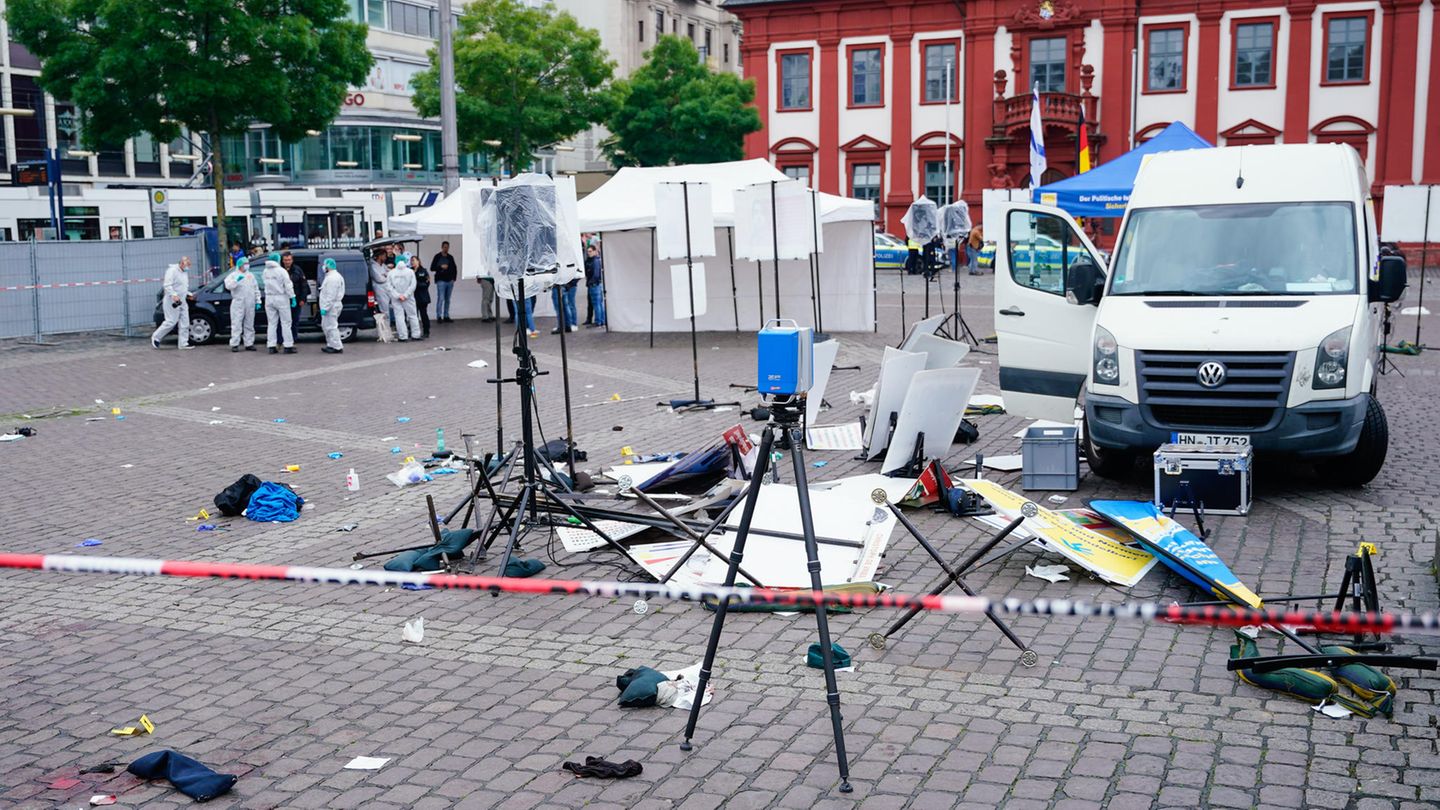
[346,468,360,491]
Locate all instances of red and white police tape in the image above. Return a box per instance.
[0,552,1436,636]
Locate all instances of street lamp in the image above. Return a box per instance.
[392,133,423,142]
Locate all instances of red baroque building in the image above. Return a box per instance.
[724,0,1439,233]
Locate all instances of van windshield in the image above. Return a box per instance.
[1109,202,1358,296]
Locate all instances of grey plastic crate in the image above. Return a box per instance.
[1021,425,1080,491]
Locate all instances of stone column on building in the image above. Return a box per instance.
[1195,6,1225,143]
[886,12,915,232]
[962,21,998,205]
[741,22,770,161]
[818,33,841,194]
[1375,0,1423,188]
[1097,9,1136,162]
[1283,0,1316,143]
[1427,4,1440,182]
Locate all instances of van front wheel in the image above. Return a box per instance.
[1319,395,1388,487]
[1083,413,1137,479]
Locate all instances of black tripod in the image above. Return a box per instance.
[935,252,981,347]
[469,275,630,576]
[680,395,853,793]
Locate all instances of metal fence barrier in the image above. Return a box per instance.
[0,235,208,341]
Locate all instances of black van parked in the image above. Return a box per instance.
[154,249,376,345]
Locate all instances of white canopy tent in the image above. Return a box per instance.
[576,159,877,333]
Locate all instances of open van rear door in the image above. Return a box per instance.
[993,203,1106,422]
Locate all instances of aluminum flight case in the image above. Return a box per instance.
[1152,443,1253,516]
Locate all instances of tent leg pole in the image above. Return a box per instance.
[649,226,656,348]
[728,227,740,332]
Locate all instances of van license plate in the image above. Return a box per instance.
[1176,433,1251,447]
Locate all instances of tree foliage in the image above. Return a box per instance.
[412,0,614,172]
[604,36,761,167]
[8,0,373,234]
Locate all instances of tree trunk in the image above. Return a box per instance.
[209,108,228,262]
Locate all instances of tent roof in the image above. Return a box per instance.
[577,158,875,231]
[387,179,479,235]
[1032,122,1213,217]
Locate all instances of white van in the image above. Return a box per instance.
[994,143,1407,486]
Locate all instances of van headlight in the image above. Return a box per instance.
[1093,326,1120,386]
[1314,327,1351,390]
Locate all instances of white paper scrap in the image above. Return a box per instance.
[806,422,864,451]
[965,454,1023,472]
[1401,306,1430,316]
[344,756,391,770]
[1315,702,1353,719]
[466,359,489,369]
[1026,564,1071,583]
[661,663,715,710]
[401,617,424,643]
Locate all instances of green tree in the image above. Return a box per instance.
[412,0,614,173]
[604,36,761,167]
[7,0,372,242]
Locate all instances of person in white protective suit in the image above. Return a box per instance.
[151,256,194,349]
[261,254,297,354]
[224,255,260,352]
[370,252,393,337]
[318,258,346,354]
[388,253,422,341]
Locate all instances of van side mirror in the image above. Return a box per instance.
[1065,258,1104,306]
[1370,255,1407,304]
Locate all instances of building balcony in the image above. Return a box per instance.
[992,91,1099,137]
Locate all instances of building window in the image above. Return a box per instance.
[1233,21,1275,88]
[365,0,385,27]
[704,29,712,57]
[1325,16,1368,83]
[133,132,162,177]
[779,52,811,110]
[638,20,643,42]
[687,22,695,41]
[923,43,958,103]
[387,1,437,37]
[851,163,881,204]
[1030,37,1066,93]
[924,159,955,205]
[724,42,730,63]
[850,47,882,107]
[782,165,810,183]
[1145,28,1185,92]
[655,11,663,36]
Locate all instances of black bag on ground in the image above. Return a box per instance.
[213,474,263,517]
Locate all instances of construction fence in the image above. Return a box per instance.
[0,235,210,341]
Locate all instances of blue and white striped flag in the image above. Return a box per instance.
[1029,85,1047,188]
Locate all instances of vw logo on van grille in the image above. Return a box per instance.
[1196,361,1228,388]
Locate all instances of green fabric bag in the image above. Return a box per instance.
[806,642,851,669]
[1321,645,1396,717]
[1231,632,1341,705]
[615,666,668,708]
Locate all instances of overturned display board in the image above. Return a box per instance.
[862,347,928,460]
[964,479,1158,587]
[881,367,981,475]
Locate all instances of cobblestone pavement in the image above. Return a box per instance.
[2,271,1439,809]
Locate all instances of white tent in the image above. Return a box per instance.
[577,159,876,334]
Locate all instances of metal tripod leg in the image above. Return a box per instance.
[682,427,776,753]
[868,500,1031,663]
[656,492,748,585]
[787,427,853,792]
[626,484,765,588]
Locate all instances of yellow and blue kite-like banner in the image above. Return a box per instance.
[0,552,1434,637]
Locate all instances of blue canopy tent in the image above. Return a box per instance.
[1032,122,1213,217]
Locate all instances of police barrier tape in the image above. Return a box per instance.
[1,552,1436,636]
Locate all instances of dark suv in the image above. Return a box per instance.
[154,249,376,346]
